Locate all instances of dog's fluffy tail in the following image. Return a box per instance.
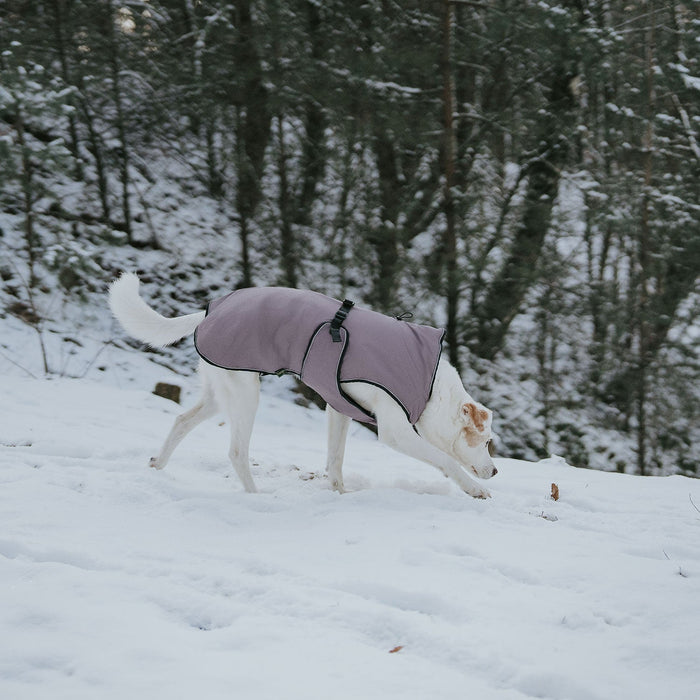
[108,272,206,347]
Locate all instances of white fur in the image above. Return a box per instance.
[108,272,206,347]
[109,273,497,498]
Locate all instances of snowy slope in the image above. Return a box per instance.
[1,353,700,700]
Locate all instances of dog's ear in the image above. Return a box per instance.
[461,402,489,430]
[460,402,490,446]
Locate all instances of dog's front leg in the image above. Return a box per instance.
[382,423,490,498]
[373,395,490,499]
[326,405,351,492]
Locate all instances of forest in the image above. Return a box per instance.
[0,1,698,476]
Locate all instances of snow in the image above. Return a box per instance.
[681,73,700,91]
[1,343,700,700]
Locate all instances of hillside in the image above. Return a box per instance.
[1,341,699,700]
[2,1,699,476]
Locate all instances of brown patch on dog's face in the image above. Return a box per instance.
[461,402,490,447]
[462,425,481,447]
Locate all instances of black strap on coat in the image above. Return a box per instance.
[330,299,354,342]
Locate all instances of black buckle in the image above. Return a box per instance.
[330,299,354,342]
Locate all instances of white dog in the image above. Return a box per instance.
[109,273,497,498]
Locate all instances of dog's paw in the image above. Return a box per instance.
[469,485,491,499]
[331,478,346,494]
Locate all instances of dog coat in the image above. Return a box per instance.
[194,287,444,425]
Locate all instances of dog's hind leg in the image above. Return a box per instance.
[326,405,351,493]
[214,369,261,493]
[150,376,217,471]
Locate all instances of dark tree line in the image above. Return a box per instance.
[1,1,698,475]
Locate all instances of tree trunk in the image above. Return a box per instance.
[470,59,574,361]
[232,0,271,287]
[50,0,83,181]
[441,0,460,372]
[277,116,297,288]
[293,1,327,227]
[78,93,111,224]
[105,0,132,241]
[16,105,37,287]
[369,127,401,310]
[636,0,656,476]
[235,105,253,289]
[473,157,560,361]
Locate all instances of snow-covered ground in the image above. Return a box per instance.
[1,330,699,700]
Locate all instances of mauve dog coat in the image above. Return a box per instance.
[194,287,445,425]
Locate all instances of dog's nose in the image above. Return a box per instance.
[492,467,498,477]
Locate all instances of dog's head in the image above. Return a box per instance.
[452,401,498,479]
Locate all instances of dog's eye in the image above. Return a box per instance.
[487,439,496,457]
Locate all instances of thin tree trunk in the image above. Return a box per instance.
[105,0,132,241]
[50,0,83,181]
[293,1,327,228]
[231,0,271,287]
[329,134,356,294]
[442,0,460,372]
[536,290,555,457]
[277,116,297,288]
[236,105,253,289]
[370,128,401,310]
[78,94,111,223]
[205,120,223,198]
[16,105,37,287]
[636,0,656,476]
